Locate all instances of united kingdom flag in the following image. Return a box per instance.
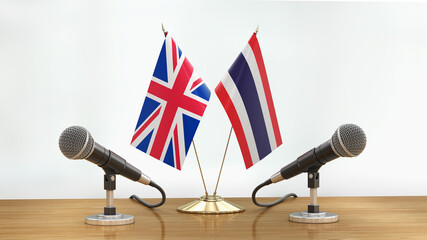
[131,35,211,170]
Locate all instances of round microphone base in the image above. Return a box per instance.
[177,195,245,214]
[85,213,135,226]
[289,211,338,224]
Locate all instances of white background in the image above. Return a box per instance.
[1,1,427,199]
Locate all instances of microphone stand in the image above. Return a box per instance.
[289,167,338,223]
[85,168,135,225]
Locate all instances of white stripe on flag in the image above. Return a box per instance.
[221,72,260,164]
[175,109,186,169]
[138,93,165,155]
[158,108,180,163]
[165,36,174,88]
[131,93,165,150]
[131,115,160,151]
[241,44,277,151]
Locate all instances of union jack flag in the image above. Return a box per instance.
[131,35,211,170]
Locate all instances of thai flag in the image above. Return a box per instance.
[131,35,211,170]
[215,33,282,169]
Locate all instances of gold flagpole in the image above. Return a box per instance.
[212,25,259,197]
[192,141,209,197]
[177,125,244,214]
[213,127,233,196]
[161,24,209,197]
[177,25,262,214]
[161,23,168,37]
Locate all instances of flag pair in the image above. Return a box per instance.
[131,32,282,170]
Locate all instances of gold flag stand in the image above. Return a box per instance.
[177,195,244,214]
[177,128,245,214]
[169,24,260,214]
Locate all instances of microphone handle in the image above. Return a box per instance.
[271,140,340,182]
[315,139,340,164]
[280,148,319,180]
[87,143,150,184]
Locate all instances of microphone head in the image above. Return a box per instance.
[331,124,366,157]
[58,126,95,159]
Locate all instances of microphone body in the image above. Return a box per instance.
[59,126,166,208]
[271,140,338,183]
[87,142,150,185]
[59,126,150,185]
[269,124,366,184]
[252,124,366,207]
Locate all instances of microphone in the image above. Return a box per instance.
[269,123,366,184]
[58,126,166,208]
[59,126,151,185]
[252,123,367,207]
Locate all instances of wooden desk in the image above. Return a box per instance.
[1,197,427,239]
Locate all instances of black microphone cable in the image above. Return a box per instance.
[130,181,166,208]
[252,179,297,207]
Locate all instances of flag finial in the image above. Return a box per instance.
[255,25,259,35]
[161,23,168,37]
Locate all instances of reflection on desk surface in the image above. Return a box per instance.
[1,197,427,239]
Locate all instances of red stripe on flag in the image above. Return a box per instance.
[248,33,283,147]
[172,38,177,71]
[173,126,181,170]
[131,107,161,144]
[215,82,253,169]
[147,81,207,117]
[149,58,206,160]
[190,78,203,91]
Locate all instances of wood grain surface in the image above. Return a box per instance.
[1,196,427,239]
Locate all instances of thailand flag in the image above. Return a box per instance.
[215,33,282,169]
[131,35,211,170]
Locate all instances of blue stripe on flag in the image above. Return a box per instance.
[153,41,168,83]
[191,83,211,101]
[228,53,272,160]
[178,47,182,59]
[163,139,175,168]
[136,130,154,152]
[135,97,160,130]
[182,114,200,155]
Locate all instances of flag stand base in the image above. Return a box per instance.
[177,195,245,214]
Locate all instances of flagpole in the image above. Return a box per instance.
[212,25,258,196]
[213,127,233,197]
[160,24,208,196]
[192,141,209,197]
[161,23,168,37]
[176,25,245,214]
[178,128,243,215]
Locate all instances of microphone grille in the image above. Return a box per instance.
[58,126,94,159]
[332,124,366,157]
